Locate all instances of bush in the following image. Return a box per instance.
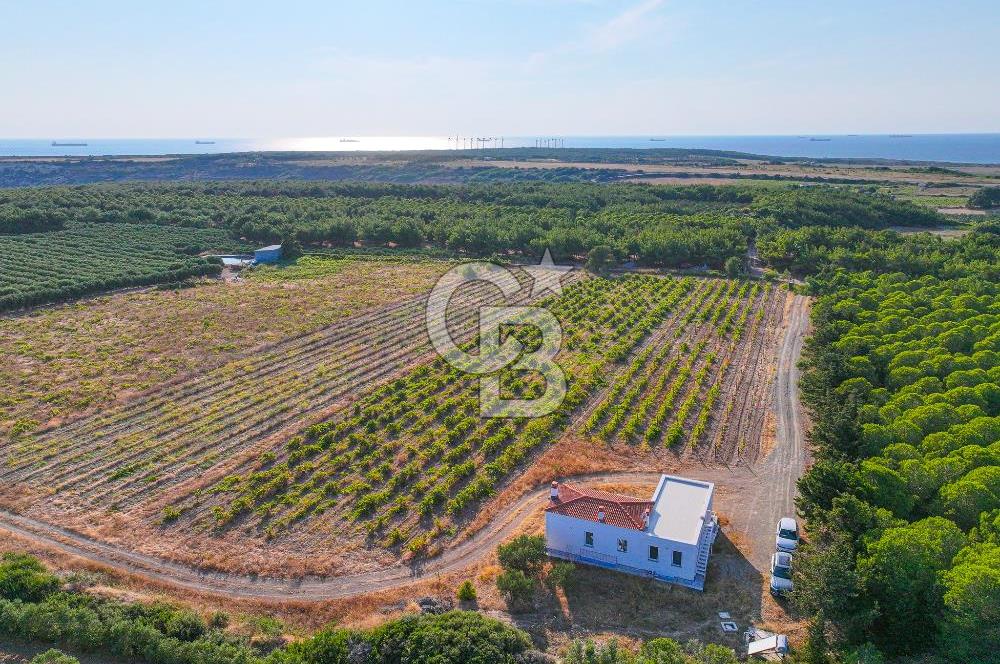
[29,650,79,664]
[0,553,61,602]
[545,561,577,591]
[267,627,354,663]
[367,610,532,664]
[723,256,744,278]
[161,506,182,523]
[585,245,616,275]
[497,535,547,576]
[208,611,230,629]
[456,580,477,602]
[496,569,535,607]
[563,639,633,663]
[163,609,207,641]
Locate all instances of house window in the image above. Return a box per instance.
[585,532,594,547]
[617,538,628,553]
[672,550,683,567]
[648,545,659,561]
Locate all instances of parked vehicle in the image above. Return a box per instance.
[775,517,799,552]
[769,551,793,596]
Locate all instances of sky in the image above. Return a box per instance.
[2,0,998,137]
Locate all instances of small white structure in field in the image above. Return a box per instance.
[544,474,718,590]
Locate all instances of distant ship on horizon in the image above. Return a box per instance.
[51,141,88,147]
[649,138,666,142]
[195,140,216,145]
[809,138,832,142]
[339,138,361,143]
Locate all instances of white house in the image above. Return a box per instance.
[544,474,719,591]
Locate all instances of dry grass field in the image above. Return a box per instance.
[0,257,447,439]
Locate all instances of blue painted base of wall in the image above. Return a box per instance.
[546,547,706,591]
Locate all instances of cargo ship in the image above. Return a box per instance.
[51,141,88,147]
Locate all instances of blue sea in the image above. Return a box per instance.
[1,134,998,164]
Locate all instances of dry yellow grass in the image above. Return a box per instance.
[0,259,447,436]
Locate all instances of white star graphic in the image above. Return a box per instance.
[523,248,572,298]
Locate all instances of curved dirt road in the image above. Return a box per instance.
[0,296,811,599]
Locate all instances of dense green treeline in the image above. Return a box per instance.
[752,188,941,230]
[0,181,946,311]
[0,553,735,664]
[3,181,937,263]
[758,221,1000,279]
[793,249,1000,661]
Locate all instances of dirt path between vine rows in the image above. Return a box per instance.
[0,296,811,599]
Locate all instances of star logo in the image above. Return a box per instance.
[523,248,572,298]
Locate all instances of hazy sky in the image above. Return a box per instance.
[3,0,998,137]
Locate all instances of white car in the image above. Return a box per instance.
[775,517,799,552]
[769,551,794,596]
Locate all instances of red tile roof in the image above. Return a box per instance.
[545,483,653,531]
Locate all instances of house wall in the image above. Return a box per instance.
[544,512,699,581]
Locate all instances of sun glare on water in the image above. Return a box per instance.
[268,136,456,151]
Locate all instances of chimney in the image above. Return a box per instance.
[597,506,606,523]
[642,508,651,530]
[550,481,560,501]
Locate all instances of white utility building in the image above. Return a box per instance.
[544,474,718,590]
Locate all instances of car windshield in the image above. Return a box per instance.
[773,565,792,580]
[779,528,798,540]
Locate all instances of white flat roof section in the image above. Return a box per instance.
[647,475,714,544]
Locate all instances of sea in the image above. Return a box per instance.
[1,134,998,164]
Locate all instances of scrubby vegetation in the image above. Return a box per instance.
[562,638,737,664]
[0,148,754,188]
[968,186,1000,209]
[0,553,731,664]
[0,553,259,663]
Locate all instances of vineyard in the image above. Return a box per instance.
[125,273,786,568]
[0,221,240,311]
[1,257,786,575]
[582,278,785,461]
[0,269,524,510]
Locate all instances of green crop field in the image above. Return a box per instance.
[0,221,241,311]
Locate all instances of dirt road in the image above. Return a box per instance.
[0,296,811,599]
[737,293,810,567]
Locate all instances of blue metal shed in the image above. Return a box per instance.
[254,245,283,264]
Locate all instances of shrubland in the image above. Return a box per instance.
[0,553,733,664]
